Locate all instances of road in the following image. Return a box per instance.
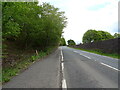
[3,46,119,88]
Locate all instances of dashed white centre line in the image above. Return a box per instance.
[100,62,119,71]
[61,50,63,61]
[73,51,79,53]
[61,47,67,89]
[83,55,91,59]
[61,63,64,71]
[62,79,67,88]
[73,51,91,59]
[73,50,119,72]
[79,53,91,59]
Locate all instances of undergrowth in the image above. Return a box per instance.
[2,46,56,83]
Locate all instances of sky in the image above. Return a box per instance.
[38,0,119,44]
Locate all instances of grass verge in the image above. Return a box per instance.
[69,47,120,59]
[2,46,57,83]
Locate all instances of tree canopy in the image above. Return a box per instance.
[82,29,114,43]
[97,31,114,40]
[67,39,76,45]
[2,2,67,50]
[60,37,66,46]
[113,33,120,38]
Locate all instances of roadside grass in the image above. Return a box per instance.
[2,46,56,83]
[69,47,120,59]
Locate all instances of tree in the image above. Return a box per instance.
[82,29,114,43]
[2,2,67,49]
[82,29,101,43]
[67,39,76,45]
[113,33,120,38]
[60,38,66,46]
[98,31,114,40]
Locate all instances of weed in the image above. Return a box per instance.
[2,46,56,83]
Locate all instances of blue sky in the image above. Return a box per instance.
[87,2,111,11]
[39,0,119,44]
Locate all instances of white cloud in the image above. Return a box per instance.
[38,0,119,44]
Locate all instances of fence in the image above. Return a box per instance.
[71,38,120,54]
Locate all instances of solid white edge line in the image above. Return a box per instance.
[100,62,119,71]
[61,47,67,89]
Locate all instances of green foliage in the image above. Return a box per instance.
[3,68,19,82]
[82,29,114,43]
[97,31,114,40]
[2,2,67,83]
[82,30,101,43]
[31,55,37,62]
[30,51,46,62]
[67,39,76,45]
[60,37,66,46]
[2,2,67,48]
[2,47,53,83]
[113,33,120,38]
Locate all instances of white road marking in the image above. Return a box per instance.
[73,51,77,53]
[61,63,64,71]
[79,50,119,71]
[61,49,63,61]
[74,51,91,60]
[100,62,119,71]
[61,50,62,56]
[80,54,91,59]
[80,50,119,60]
[73,49,119,71]
[62,79,67,88]
[73,51,79,53]
[62,55,63,61]
[84,55,91,59]
[61,47,67,89]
